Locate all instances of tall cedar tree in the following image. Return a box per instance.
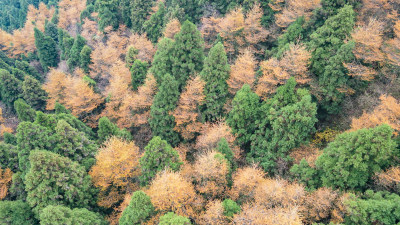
[79,45,92,74]
[150,38,175,85]
[25,150,96,217]
[130,59,149,91]
[130,0,154,33]
[166,0,203,23]
[119,191,155,225]
[0,69,22,109]
[15,60,42,82]
[316,124,396,190]
[0,200,37,225]
[171,20,205,88]
[201,42,230,122]
[149,74,180,146]
[227,84,260,149]
[139,136,182,185]
[143,2,167,43]
[44,21,58,43]
[249,77,318,175]
[95,0,120,31]
[309,5,355,114]
[159,212,191,225]
[67,35,86,70]
[21,76,47,111]
[34,28,59,72]
[14,99,36,122]
[125,46,138,68]
[39,205,106,225]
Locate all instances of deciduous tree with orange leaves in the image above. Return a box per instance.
[227,49,257,94]
[273,0,321,28]
[58,0,87,33]
[229,166,266,204]
[0,168,12,200]
[172,76,205,140]
[89,137,141,208]
[146,170,203,219]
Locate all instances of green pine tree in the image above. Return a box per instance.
[0,69,22,108]
[21,76,47,111]
[143,1,167,43]
[227,84,260,148]
[125,46,138,68]
[79,45,92,73]
[44,21,58,43]
[158,212,191,225]
[201,42,230,122]
[139,136,182,185]
[150,38,175,85]
[130,59,148,91]
[130,0,155,33]
[0,142,19,172]
[39,205,106,225]
[14,99,36,122]
[149,74,180,146]
[25,150,97,217]
[95,0,120,31]
[34,28,59,72]
[249,77,318,175]
[97,116,132,144]
[171,20,205,88]
[67,35,86,70]
[316,124,396,190]
[0,200,37,225]
[119,191,155,225]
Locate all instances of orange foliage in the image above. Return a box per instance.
[374,167,400,191]
[233,204,303,225]
[0,108,13,137]
[229,165,266,204]
[44,69,69,110]
[163,18,181,39]
[146,170,203,218]
[81,18,99,46]
[344,62,378,81]
[192,151,229,199]
[300,188,339,224]
[358,0,399,25]
[254,179,305,209]
[197,200,228,225]
[58,0,87,32]
[383,20,400,67]
[0,168,12,200]
[274,0,321,28]
[0,3,54,57]
[129,33,156,63]
[227,49,257,94]
[195,121,241,159]
[201,4,268,54]
[172,76,205,140]
[256,43,311,98]
[350,95,400,133]
[89,137,141,207]
[106,193,133,225]
[290,144,321,168]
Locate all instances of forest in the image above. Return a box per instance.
[0,0,400,224]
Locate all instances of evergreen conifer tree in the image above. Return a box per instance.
[21,76,47,111]
[34,28,59,72]
[139,136,182,185]
[130,59,148,91]
[130,0,154,33]
[200,42,230,122]
[79,45,92,73]
[150,38,175,85]
[0,69,22,108]
[143,2,167,43]
[14,99,36,122]
[119,191,155,225]
[67,35,86,70]
[171,20,205,88]
[149,74,180,146]
[97,117,132,144]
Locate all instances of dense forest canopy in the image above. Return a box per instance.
[1,0,400,224]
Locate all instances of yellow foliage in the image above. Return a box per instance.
[229,165,266,204]
[0,168,12,200]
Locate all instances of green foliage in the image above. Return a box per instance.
[25,150,96,217]
[14,60,42,82]
[95,0,120,31]
[165,0,202,23]
[14,99,36,122]
[34,28,59,72]
[39,205,106,225]
[55,113,95,138]
[130,0,154,33]
[3,132,17,145]
[249,77,318,174]
[0,69,22,108]
[119,191,155,225]
[217,138,234,166]
[345,190,400,225]
[201,42,230,122]
[97,116,132,144]
[125,46,138,68]
[290,159,321,190]
[222,199,241,218]
[0,200,37,225]
[309,5,355,114]
[130,59,148,91]
[0,142,19,172]
[44,21,58,43]
[17,121,54,176]
[143,2,167,43]
[79,45,92,73]
[21,76,48,110]
[316,124,397,190]
[150,38,175,85]
[67,35,86,70]
[149,74,180,146]
[159,212,191,225]
[227,84,260,148]
[54,102,70,114]
[139,136,183,185]
[53,120,97,169]
[171,20,205,88]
